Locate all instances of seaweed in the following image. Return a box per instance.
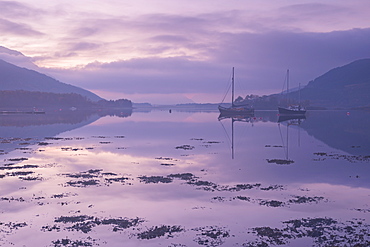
[19,176,43,181]
[105,177,130,184]
[313,152,370,163]
[193,226,230,246]
[288,196,326,204]
[66,180,100,187]
[137,225,184,239]
[155,157,174,160]
[6,171,34,176]
[138,175,173,184]
[62,169,132,187]
[227,183,261,191]
[160,163,175,166]
[51,193,77,199]
[245,217,370,246]
[49,215,144,234]
[7,157,28,162]
[175,145,195,150]
[1,197,25,202]
[51,238,96,247]
[61,147,83,151]
[168,173,196,181]
[258,200,285,207]
[0,164,38,170]
[38,142,51,146]
[266,159,294,165]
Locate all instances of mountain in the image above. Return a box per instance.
[0,46,24,56]
[0,59,102,102]
[238,58,370,109]
[296,58,370,108]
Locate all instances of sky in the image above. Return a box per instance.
[1,0,370,104]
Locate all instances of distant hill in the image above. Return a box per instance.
[237,58,370,109]
[0,59,102,102]
[299,58,370,108]
[0,90,132,110]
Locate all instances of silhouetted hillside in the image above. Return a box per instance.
[0,90,132,110]
[298,59,370,108]
[0,59,102,101]
[236,59,370,109]
[0,90,94,108]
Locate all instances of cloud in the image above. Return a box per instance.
[0,18,44,36]
[0,1,46,19]
[45,27,370,103]
[70,27,100,37]
[148,35,190,43]
[2,1,370,104]
[280,3,351,17]
[69,42,102,52]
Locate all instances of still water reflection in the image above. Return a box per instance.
[0,109,369,246]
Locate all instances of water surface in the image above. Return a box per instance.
[0,109,369,246]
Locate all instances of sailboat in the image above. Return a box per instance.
[218,67,254,116]
[278,69,306,115]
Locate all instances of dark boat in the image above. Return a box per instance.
[218,67,254,116]
[278,106,306,115]
[278,69,306,116]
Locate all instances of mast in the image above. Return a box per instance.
[231,118,235,159]
[298,83,301,109]
[286,69,289,105]
[231,67,235,107]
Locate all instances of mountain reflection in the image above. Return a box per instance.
[0,108,132,154]
[0,108,132,127]
[252,110,370,156]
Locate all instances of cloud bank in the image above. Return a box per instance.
[1,1,370,103]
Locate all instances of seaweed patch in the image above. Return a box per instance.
[245,217,370,246]
[193,226,230,246]
[137,225,184,239]
[313,152,370,163]
[175,145,195,150]
[51,237,98,247]
[65,180,100,187]
[160,163,175,166]
[288,196,326,204]
[46,215,144,234]
[266,159,294,165]
[138,176,173,184]
[61,169,132,187]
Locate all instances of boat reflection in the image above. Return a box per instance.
[278,114,306,123]
[275,115,305,165]
[218,113,257,159]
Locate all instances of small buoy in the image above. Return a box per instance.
[346,112,350,115]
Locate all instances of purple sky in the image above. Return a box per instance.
[1,1,370,104]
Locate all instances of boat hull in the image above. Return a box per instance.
[278,115,306,123]
[218,105,254,116]
[278,107,306,115]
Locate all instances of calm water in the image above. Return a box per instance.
[0,109,369,247]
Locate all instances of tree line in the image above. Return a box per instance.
[0,90,132,109]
